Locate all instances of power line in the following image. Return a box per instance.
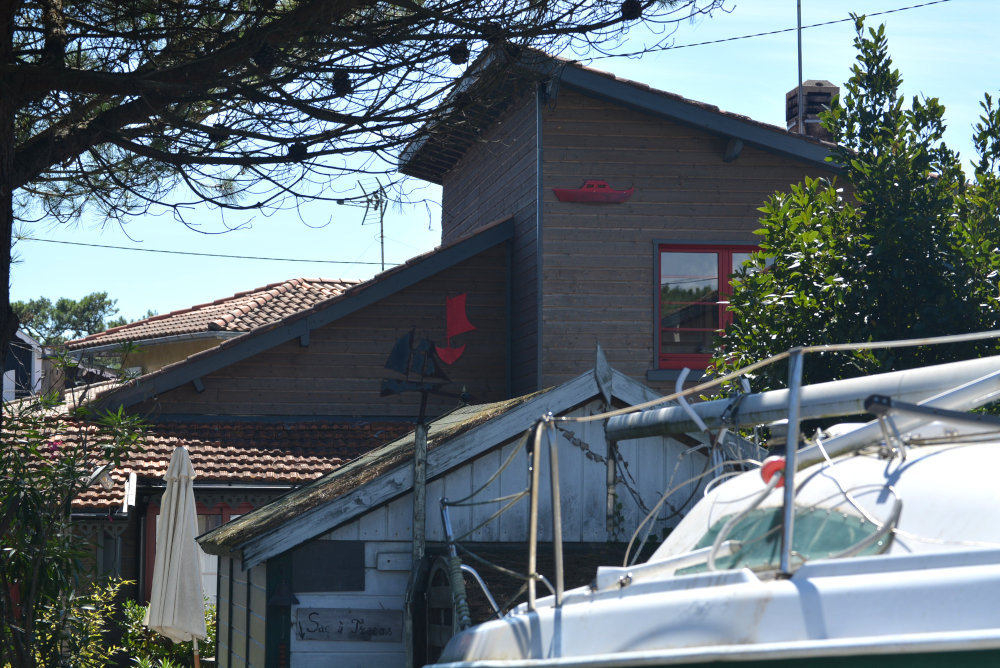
[16,235,397,266]
[591,0,953,60]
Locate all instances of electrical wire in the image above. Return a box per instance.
[588,0,955,62]
[15,235,398,266]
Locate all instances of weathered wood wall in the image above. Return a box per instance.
[539,89,838,393]
[440,96,540,396]
[272,397,707,666]
[218,557,267,668]
[136,246,509,419]
[320,397,706,549]
[289,540,410,668]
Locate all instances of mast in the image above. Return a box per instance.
[605,356,1000,441]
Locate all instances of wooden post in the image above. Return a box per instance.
[405,392,429,668]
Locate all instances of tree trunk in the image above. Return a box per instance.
[0,4,17,372]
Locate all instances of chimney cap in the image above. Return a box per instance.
[786,80,840,139]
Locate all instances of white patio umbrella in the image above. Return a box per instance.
[144,446,207,667]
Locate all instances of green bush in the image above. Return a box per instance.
[120,599,217,667]
[1,578,128,668]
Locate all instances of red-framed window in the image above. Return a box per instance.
[657,243,757,370]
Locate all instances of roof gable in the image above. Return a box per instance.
[89,218,515,413]
[400,49,836,184]
[199,365,661,568]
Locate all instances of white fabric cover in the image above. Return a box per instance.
[144,446,207,643]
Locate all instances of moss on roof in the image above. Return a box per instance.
[199,389,548,555]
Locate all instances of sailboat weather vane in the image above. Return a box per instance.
[380,293,475,400]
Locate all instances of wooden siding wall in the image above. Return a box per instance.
[322,397,706,548]
[218,557,267,668]
[540,89,837,393]
[137,246,509,418]
[441,96,540,396]
[289,540,410,668]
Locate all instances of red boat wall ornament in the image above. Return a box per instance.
[435,293,476,365]
[552,179,634,203]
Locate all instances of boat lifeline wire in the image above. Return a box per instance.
[557,330,1000,426]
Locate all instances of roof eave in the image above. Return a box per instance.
[556,65,837,169]
[68,330,243,355]
[400,52,839,184]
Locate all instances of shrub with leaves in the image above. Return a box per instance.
[120,599,217,667]
[0,392,144,668]
[27,578,130,668]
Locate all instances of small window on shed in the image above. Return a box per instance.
[292,540,365,593]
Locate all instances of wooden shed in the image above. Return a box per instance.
[199,365,717,668]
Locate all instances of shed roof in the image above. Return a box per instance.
[400,48,837,185]
[198,365,663,568]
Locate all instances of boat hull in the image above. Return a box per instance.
[432,646,1000,668]
[434,548,1000,668]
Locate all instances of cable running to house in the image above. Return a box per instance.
[16,236,399,266]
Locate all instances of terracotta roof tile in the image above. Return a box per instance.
[43,418,413,511]
[65,277,360,350]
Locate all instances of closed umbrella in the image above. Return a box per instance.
[144,446,207,667]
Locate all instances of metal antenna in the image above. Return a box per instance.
[796,0,804,134]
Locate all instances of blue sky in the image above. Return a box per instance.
[12,0,999,322]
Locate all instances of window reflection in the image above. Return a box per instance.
[658,245,757,366]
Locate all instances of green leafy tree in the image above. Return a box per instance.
[0,0,726,350]
[712,18,1000,389]
[12,292,122,345]
[105,308,158,333]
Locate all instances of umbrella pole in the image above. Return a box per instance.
[193,637,201,668]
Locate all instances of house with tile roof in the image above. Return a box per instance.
[70,415,412,603]
[66,277,359,376]
[66,219,515,603]
[60,46,841,659]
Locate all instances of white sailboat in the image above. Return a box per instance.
[429,339,1000,668]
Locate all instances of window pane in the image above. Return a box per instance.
[660,328,715,355]
[660,252,718,304]
[661,302,718,329]
[678,506,888,575]
[731,252,752,272]
[198,514,223,532]
[658,246,757,368]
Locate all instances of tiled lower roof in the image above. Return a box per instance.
[43,418,413,511]
[65,278,359,350]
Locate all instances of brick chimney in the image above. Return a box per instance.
[786,80,838,141]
